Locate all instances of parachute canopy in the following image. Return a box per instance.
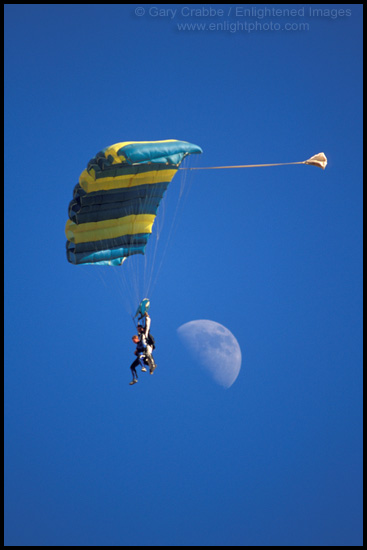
[65,140,202,265]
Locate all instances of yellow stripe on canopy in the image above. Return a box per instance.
[65,214,155,244]
[79,167,177,193]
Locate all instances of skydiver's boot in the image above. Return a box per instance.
[129,379,138,385]
[141,366,147,372]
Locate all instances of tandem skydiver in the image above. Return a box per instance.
[129,300,157,385]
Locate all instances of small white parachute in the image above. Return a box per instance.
[303,152,327,170]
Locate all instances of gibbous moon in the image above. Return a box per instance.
[177,320,242,388]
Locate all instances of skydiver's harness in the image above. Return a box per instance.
[134,334,155,371]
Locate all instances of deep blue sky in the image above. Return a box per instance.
[5,4,363,546]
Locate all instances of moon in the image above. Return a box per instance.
[177,320,242,388]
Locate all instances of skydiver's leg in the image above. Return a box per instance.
[145,350,157,374]
[144,346,156,370]
[130,358,140,381]
[140,356,148,372]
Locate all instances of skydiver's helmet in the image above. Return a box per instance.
[137,324,144,333]
[132,335,139,343]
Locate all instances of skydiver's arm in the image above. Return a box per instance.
[144,314,151,337]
